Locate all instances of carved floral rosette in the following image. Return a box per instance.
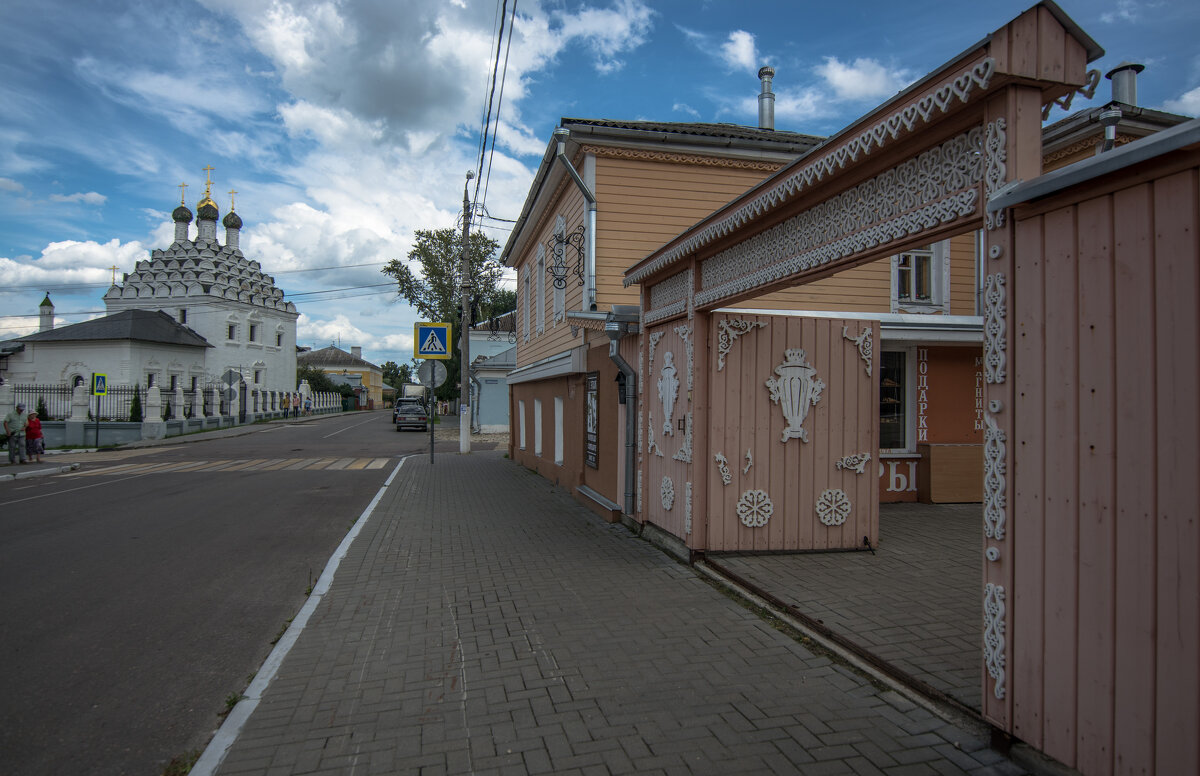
[816,488,852,526]
[660,476,675,511]
[737,489,773,528]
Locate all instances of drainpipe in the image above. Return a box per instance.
[553,127,597,311]
[1098,106,1122,153]
[469,371,481,433]
[605,316,637,516]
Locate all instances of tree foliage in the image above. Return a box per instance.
[296,365,355,397]
[382,227,504,400]
[380,360,414,389]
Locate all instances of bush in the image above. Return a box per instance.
[129,385,143,422]
[36,397,50,421]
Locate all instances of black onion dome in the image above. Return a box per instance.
[222,210,243,229]
[196,196,219,220]
[172,204,193,223]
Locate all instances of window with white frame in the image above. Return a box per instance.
[535,245,545,334]
[553,216,565,323]
[891,240,949,313]
[523,267,531,342]
[533,398,543,456]
[554,396,564,465]
[518,399,527,449]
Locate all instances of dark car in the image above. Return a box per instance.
[394,400,429,431]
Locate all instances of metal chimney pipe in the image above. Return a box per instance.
[1106,61,1144,106]
[758,66,776,130]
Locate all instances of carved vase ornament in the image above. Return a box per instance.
[658,351,679,436]
[765,348,825,443]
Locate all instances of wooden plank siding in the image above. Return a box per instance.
[704,313,878,553]
[1007,160,1200,775]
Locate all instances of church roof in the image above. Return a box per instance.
[297,345,381,372]
[14,309,213,348]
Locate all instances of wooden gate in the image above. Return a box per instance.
[705,313,878,552]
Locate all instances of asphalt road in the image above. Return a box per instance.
[0,410,447,775]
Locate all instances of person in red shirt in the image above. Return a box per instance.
[25,411,44,463]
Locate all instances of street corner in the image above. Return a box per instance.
[1,462,81,481]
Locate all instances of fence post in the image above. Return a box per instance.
[173,386,185,421]
[142,386,165,440]
[65,384,89,446]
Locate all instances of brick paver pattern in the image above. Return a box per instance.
[216,453,1021,775]
[713,503,982,711]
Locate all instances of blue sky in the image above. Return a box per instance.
[2,0,1197,367]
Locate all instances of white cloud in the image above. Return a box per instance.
[0,238,145,287]
[1163,85,1200,116]
[817,57,911,102]
[720,30,759,73]
[0,177,25,193]
[1100,0,1141,24]
[673,102,701,119]
[49,192,107,205]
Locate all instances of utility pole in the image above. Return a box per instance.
[459,170,474,454]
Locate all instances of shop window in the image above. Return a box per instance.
[518,400,526,449]
[880,351,907,450]
[554,396,564,465]
[534,399,543,457]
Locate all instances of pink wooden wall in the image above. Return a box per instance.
[642,322,694,540]
[704,313,879,553]
[1007,161,1200,774]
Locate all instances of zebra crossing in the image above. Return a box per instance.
[62,457,394,477]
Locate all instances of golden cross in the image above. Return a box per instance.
[109,265,119,284]
[202,165,215,195]
[228,188,237,210]
[178,181,188,205]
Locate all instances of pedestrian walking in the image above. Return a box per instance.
[303,397,312,416]
[25,411,44,463]
[291,393,300,418]
[4,402,29,465]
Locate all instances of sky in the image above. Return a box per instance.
[2,0,1197,369]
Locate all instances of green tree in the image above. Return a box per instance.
[382,227,503,401]
[380,360,414,389]
[297,365,355,398]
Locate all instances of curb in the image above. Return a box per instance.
[0,463,80,481]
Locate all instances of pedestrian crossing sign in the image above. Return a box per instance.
[414,322,452,359]
[92,373,107,396]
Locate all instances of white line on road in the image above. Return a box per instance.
[0,472,155,507]
[189,454,414,776]
[321,414,377,439]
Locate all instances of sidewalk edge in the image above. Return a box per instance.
[189,455,412,776]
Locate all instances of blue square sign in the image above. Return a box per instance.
[414,322,452,359]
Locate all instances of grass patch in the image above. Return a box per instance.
[161,749,200,775]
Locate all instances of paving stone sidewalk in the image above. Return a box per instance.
[213,452,1023,775]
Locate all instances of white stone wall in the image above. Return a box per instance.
[2,340,208,388]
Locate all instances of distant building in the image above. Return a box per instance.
[297,345,383,408]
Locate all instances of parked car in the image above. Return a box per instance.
[394,400,429,431]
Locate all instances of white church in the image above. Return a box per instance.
[2,174,298,395]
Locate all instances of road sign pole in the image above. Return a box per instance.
[460,170,473,455]
[428,360,435,465]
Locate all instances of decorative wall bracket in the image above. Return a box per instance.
[544,224,586,289]
[714,452,732,485]
[1041,69,1100,120]
[716,318,767,371]
[841,325,873,376]
[984,583,1007,699]
[766,349,825,443]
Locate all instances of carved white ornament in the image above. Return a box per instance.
[816,488,852,526]
[637,469,643,513]
[743,449,753,475]
[695,126,986,307]
[661,476,675,511]
[984,273,1007,384]
[841,325,873,376]
[983,412,1007,541]
[984,118,1008,230]
[714,453,733,485]
[1041,69,1100,120]
[737,489,774,528]
[684,482,693,535]
[646,412,662,457]
[658,351,679,436]
[766,349,825,443]
[674,324,694,392]
[716,318,767,371]
[984,583,1007,699]
[647,331,664,372]
[986,546,1000,562]
[624,58,996,286]
[835,453,872,475]
[672,412,693,463]
[646,270,690,325]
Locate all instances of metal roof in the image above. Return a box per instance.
[13,309,212,348]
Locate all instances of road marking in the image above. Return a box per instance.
[322,415,377,439]
[57,458,394,477]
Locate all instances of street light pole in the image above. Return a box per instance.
[459,169,474,454]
